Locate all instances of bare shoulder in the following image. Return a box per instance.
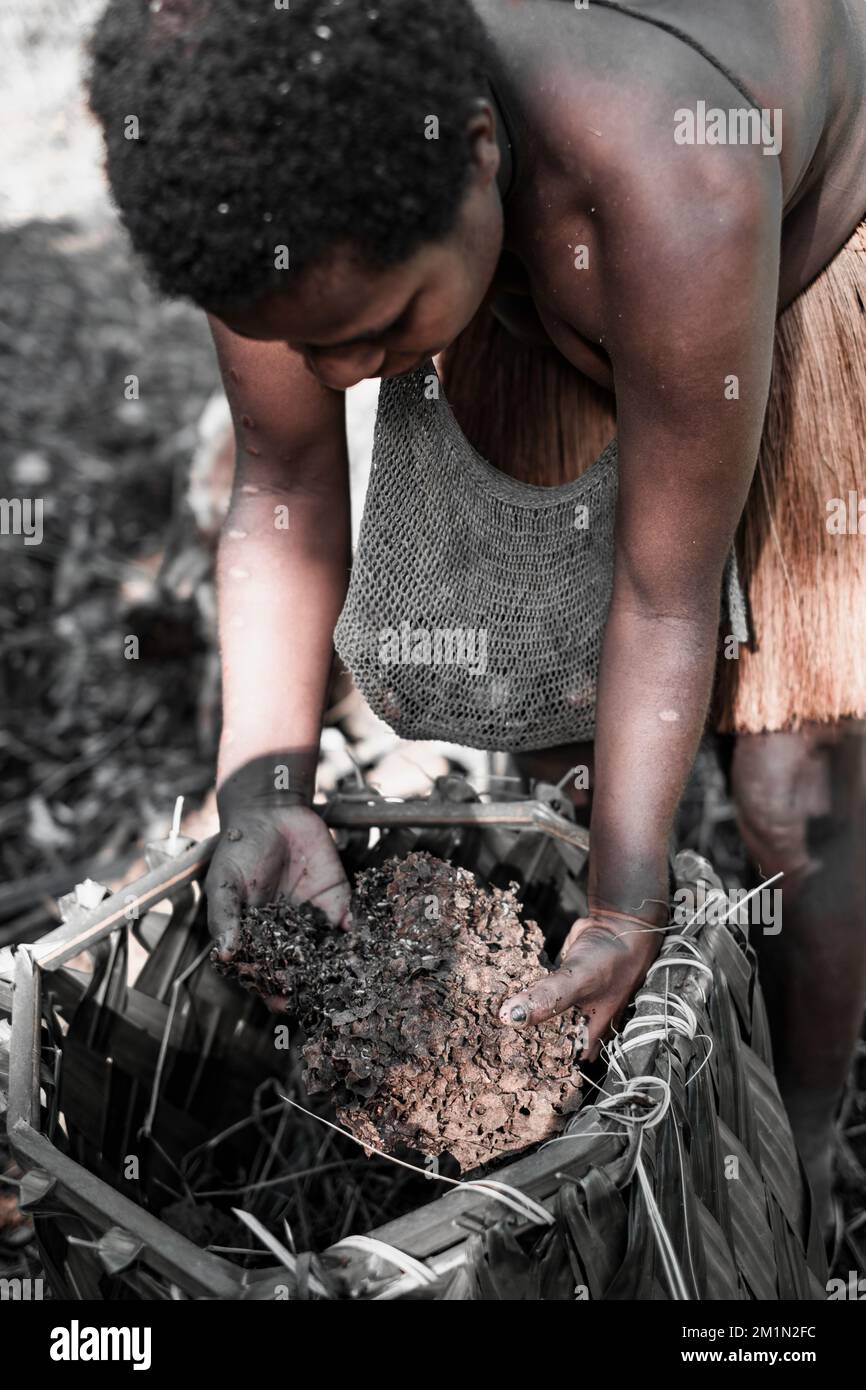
[490,0,861,306]
[508,41,783,309]
[486,0,864,208]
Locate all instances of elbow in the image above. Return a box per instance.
[612,552,725,629]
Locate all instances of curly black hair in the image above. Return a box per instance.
[87,0,491,309]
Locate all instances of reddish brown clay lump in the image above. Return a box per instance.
[215,851,584,1169]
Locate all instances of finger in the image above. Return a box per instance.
[559,917,591,960]
[308,875,353,931]
[499,959,591,1027]
[206,834,285,955]
[559,913,663,962]
[223,835,284,907]
[206,871,244,959]
[288,855,352,928]
[279,845,352,930]
[582,1000,634,1062]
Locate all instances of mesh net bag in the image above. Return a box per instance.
[335,360,748,751]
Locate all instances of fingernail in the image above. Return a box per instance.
[510,1004,529,1025]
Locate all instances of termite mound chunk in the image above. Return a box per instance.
[216,851,584,1169]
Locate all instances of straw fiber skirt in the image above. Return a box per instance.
[440,221,866,735]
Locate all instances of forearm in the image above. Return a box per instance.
[588,588,721,923]
[216,467,350,800]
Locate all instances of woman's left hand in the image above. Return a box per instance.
[499,907,666,1060]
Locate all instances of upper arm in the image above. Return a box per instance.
[207,314,347,495]
[541,54,785,616]
[596,151,782,614]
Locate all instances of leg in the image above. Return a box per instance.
[730,721,866,1231]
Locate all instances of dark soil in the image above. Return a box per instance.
[0,219,219,926]
[215,851,585,1170]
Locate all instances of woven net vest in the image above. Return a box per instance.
[335,360,748,752]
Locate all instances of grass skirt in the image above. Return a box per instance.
[441,222,866,734]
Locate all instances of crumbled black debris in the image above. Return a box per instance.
[215,851,584,1169]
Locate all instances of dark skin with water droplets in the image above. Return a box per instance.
[207,0,866,1089]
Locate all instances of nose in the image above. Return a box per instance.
[305,343,386,389]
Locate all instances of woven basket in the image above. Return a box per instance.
[1,791,826,1300]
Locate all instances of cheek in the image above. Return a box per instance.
[436,271,487,343]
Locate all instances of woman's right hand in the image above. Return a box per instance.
[206,801,352,1007]
[203,313,354,984]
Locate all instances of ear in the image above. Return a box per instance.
[466,100,500,186]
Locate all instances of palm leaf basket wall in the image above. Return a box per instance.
[1,783,827,1300]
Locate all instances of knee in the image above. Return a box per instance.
[730,732,824,880]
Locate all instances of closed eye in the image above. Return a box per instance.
[325,296,418,351]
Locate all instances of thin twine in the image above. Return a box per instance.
[679,871,783,934]
[279,1094,554,1227]
[272,1093,555,1299]
[547,873,782,1298]
[274,874,780,1299]
[550,877,780,1296]
[594,947,707,1300]
[331,1235,438,1291]
[233,1206,331,1299]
